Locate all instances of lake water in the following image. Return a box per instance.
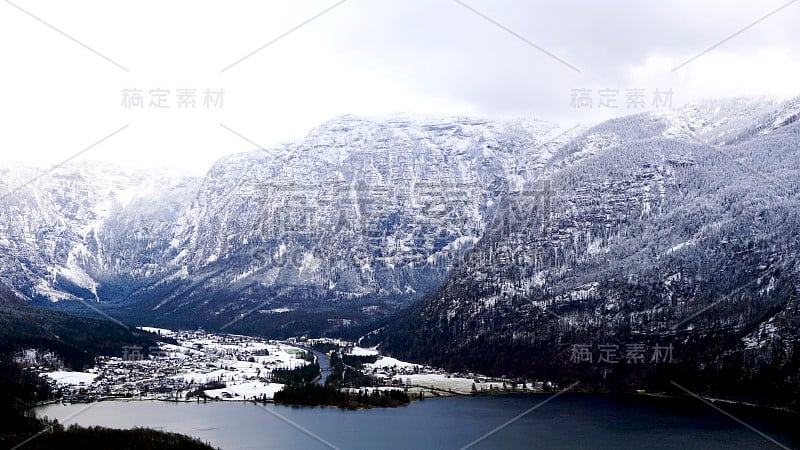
[35,394,799,449]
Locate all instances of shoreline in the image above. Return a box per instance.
[34,387,800,417]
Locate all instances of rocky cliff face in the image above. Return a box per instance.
[0,162,197,305]
[0,115,573,335]
[131,115,569,334]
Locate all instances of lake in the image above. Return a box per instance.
[35,394,799,449]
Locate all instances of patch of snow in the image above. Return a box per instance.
[44,371,98,386]
[349,346,380,356]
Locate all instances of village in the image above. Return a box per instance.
[27,328,550,404]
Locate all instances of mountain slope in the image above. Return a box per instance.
[0,282,162,369]
[0,162,198,305]
[113,115,573,335]
[0,115,579,336]
[372,100,800,407]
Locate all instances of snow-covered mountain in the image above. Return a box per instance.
[128,115,572,334]
[3,97,799,394]
[0,114,577,335]
[372,98,800,407]
[0,162,198,304]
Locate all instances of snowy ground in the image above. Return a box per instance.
[39,334,545,403]
[349,346,380,356]
[45,371,98,387]
[204,381,286,401]
[360,351,539,395]
[40,330,311,402]
[396,374,514,395]
[365,356,419,370]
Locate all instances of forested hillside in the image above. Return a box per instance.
[373,102,800,408]
[0,283,163,369]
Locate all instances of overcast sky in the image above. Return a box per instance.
[1,0,799,175]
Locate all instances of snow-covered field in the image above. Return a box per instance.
[365,356,418,370]
[45,371,98,387]
[349,346,380,356]
[360,352,537,395]
[396,374,510,395]
[204,381,286,401]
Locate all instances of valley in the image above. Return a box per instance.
[31,327,546,406]
[1,99,799,448]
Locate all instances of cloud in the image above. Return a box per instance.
[1,0,798,174]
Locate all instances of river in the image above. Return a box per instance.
[35,394,799,449]
[294,345,332,386]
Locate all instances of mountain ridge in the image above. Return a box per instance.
[369,99,800,407]
[1,114,577,336]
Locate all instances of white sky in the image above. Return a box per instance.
[1,0,799,175]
